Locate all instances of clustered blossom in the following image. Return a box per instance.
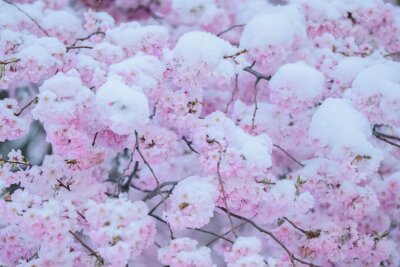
[0,99,29,142]
[164,176,218,231]
[158,238,215,267]
[224,236,266,267]
[1,0,400,266]
[85,199,156,266]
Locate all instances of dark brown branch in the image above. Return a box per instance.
[66,45,94,52]
[182,136,199,154]
[69,30,106,48]
[282,217,321,240]
[251,78,261,129]
[142,181,179,202]
[0,159,31,167]
[243,61,271,81]
[131,0,163,24]
[0,58,20,65]
[374,135,400,148]
[273,144,304,168]
[149,213,234,244]
[373,125,400,148]
[207,138,237,237]
[148,186,176,215]
[224,49,248,64]
[91,132,98,147]
[188,227,234,244]
[69,231,104,265]
[76,211,87,221]
[217,24,245,37]
[205,220,249,246]
[120,161,139,194]
[0,183,22,198]
[225,74,239,113]
[243,62,271,129]
[219,207,322,267]
[56,178,71,191]
[135,130,175,239]
[3,0,49,36]
[14,96,38,117]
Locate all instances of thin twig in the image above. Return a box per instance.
[243,62,271,129]
[66,45,94,52]
[69,30,105,48]
[251,78,261,129]
[182,136,199,154]
[0,58,20,65]
[91,132,98,147]
[142,181,179,202]
[374,135,400,148]
[207,138,237,237]
[3,0,49,36]
[219,207,322,267]
[372,125,400,148]
[14,96,38,117]
[188,227,234,244]
[131,0,163,24]
[69,231,104,265]
[273,144,304,168]
[225,74,239,113]
[282,217,321,240]
[0,183,21,198]
[56,178,71,191]
[282,217,307,234]
[150,213,234,244]
[135,130,175,239]
[206,220,249,246]
[0,159,31,167]
[217,24,245,37]
[243,61,271,81]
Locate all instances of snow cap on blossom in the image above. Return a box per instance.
[345,62,400,126]
[158,237,215,267]
[105,22,169,56]
[240,5,306,71]
[269,61,325,111]
[95,75,150,135]
[85,198,156,266]
[258,179,314,222]
[168,0,230,31]
[309,98,382,162]
[167,31,245,88]
[41,10,81,43]
[164,175,218,231]
[32,72,93,123]
[225,236,265,267]
[109,53,165,92]
[83,9,115,32]
[331,56,373,93]
[194,111,273,177]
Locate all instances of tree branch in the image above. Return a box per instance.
[69,231,104,265]
[14,96,38,117]
[3,0,49,36]
[135,130,175,239]
[273,144,304,168]
[217,24,245,37]
[207,138,237,237]
[219,207,321,267]
[182,136,199,154]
